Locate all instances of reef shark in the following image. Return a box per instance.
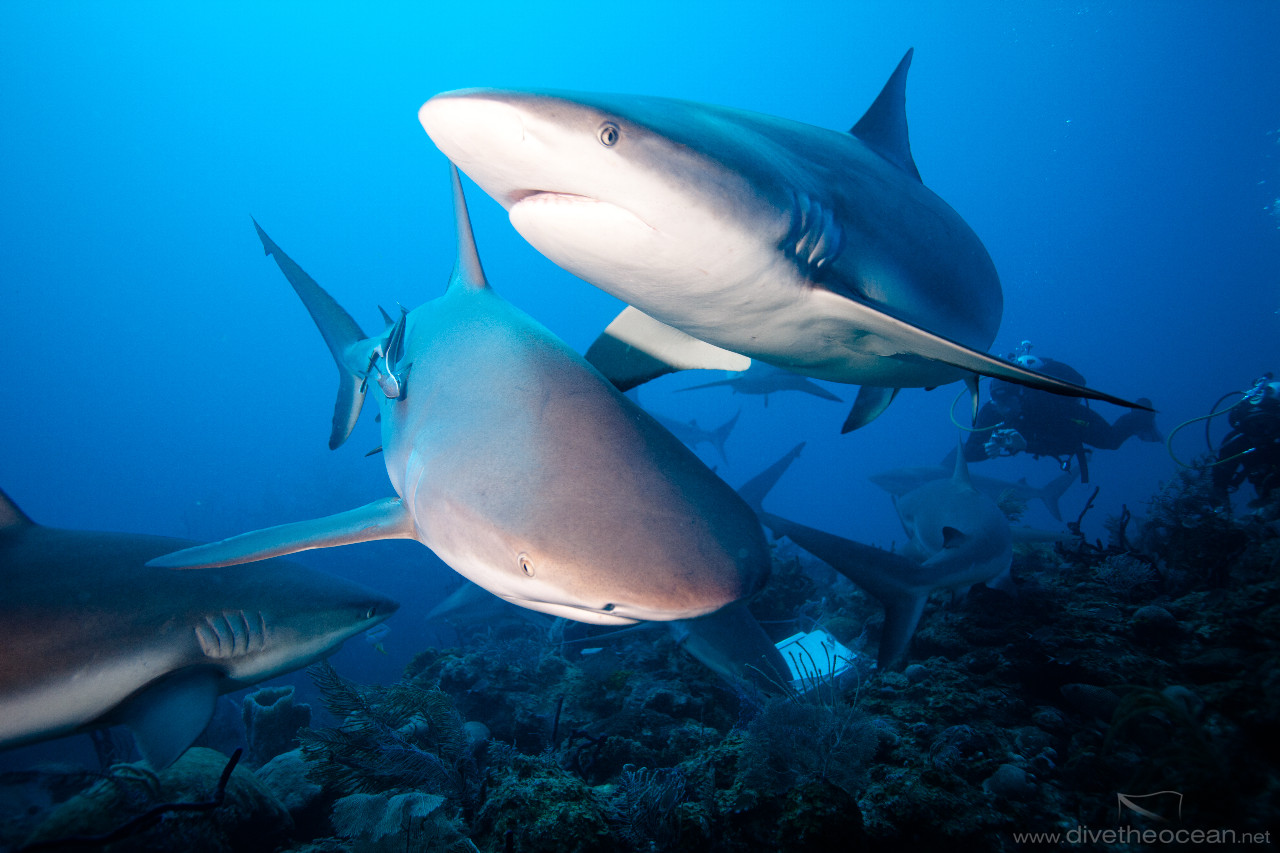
[151,168,770,630]
[677,363,844,407]
[870,465,1078,521]
[646,409,740,464]
[740,444,1062,667]
[418,50,1150,431]
[0,489,397,768]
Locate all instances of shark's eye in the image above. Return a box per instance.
[365,606,377,619]
[597,122,620,147]
[518,552,535,577]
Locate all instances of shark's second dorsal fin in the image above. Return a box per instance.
[850,49,922,183]
[0,488,34,530]
[448,166,489,293]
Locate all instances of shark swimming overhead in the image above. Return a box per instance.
[418,50,1150,431]
[0,489,396,769]
[151,168,770,628]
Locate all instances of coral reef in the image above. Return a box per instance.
[244,686,312,767]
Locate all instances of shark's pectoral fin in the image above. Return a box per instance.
[737,443,805,513]
[147,497,416,569]
[585,306,751,391]
[878,594,928,669]
[112,667,222,769]
[841,385,900,433]
[669,602,791,692]
[941,526,967,549]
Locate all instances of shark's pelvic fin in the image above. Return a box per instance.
[253,218,368,450]
[147,498,416,569]
[448,165,490,293]
[111,667,222,769]
[850,48,921,182]
[842,385,900,433]
[585,306,752,391]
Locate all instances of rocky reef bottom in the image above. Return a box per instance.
[3,468,1278,852]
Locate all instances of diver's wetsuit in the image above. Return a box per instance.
[1212,386,1280,504]
[960,359,1156,483]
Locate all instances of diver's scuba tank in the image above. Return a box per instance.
[1228,374,1280,441]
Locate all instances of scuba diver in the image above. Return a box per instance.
[1210,374,1280,506]
[956,342,1160,483]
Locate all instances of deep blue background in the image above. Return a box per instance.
[2,1,1278,762]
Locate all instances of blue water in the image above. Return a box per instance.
[1,0,1277,784]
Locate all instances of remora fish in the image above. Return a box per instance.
[0,489,396,768]
[740,445,1064,667]
[152,169,770,628]
[870,465,1078,521]
[418,50,1150,431]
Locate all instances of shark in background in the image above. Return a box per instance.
[739,444,1070,667]
[645,409,740,464]
[870,464,1079,521]
[418,50,1150,432]
[0,489,396,769]
[152,167,774,679]
[677,363,844,408]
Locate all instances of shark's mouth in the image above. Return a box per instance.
[508,191,656,234]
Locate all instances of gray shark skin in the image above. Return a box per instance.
[677,363,844,408]
[418,50,1150,431]
[152,168,770,628]
[739,445,1024,668]
[870,465,1078,521]
[0,489,397,769]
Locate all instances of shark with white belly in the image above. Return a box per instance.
[740,445,1067,667]
[0,489,396,768]
[419,50,1150,431]
[152,169,770,636]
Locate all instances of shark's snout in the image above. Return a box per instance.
[420,91,525,173]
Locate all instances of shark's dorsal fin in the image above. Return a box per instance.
[850,49,922,183]
[0,489,34,530]
[448,166,489,293]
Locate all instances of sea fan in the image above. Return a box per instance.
[297,662,474,799]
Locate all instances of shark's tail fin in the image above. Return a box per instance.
[1035,469,1079,522]
[253,219,368,450]
[708,410,740,464]
[737,443,805,514]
